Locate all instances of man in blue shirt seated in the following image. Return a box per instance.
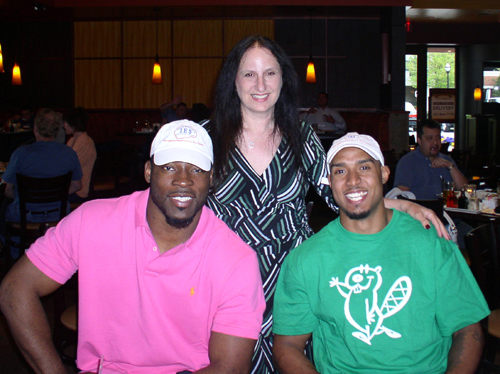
[1,108,82,258]
[273,132,488,374]
[394,119,467,200]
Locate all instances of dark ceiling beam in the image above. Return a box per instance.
[47,0,411,7]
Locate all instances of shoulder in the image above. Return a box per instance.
[392,210,445,246]
[285,220,337,266]
[199,207,257,258]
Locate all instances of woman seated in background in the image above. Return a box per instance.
[63,107,96,203]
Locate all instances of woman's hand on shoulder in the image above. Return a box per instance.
[384,198,451,240]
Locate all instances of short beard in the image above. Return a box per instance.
[338,196,383,221]
[340,207,371,221]
[165,214,195,229]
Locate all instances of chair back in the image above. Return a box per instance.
[465,222,500,310]
[398,197,445,224]
[15,171,72,251]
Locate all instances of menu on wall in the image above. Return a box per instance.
[429,89,456,123]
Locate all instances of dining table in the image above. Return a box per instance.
[444,206,500,226]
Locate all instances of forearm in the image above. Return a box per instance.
[194,362,250,374]
[445,323,484,374]
[274,344,319,374]
[1,292,67,373]
[0,259,68,374]
[450,167,468,190]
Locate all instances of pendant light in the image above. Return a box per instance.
[306,11,316,84]
[474,86,482,101]
[0,44,4,73]
[152,9,162,85]
[12,62,22,85]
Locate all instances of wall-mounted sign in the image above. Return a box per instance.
[429,89,456,123]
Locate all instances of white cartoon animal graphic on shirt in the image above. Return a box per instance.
[329,264,412,345]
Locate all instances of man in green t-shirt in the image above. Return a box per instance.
[273,132,489,374]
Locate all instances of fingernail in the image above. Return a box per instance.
[425,224,431,230]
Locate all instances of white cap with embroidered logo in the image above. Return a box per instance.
[326,132,384,167]
[150,120,213,171]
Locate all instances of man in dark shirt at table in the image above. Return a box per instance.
[394,119,467,199]
[0,108,82,258]
[273,132,488,374]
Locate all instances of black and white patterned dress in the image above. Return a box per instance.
[206,122,337,373]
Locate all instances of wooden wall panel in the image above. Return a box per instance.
[173,20,223,57]
[74,60,122,108]
[74,22,122,58]
[224,20,275,55]
[123,58,172,108]
[123,21,171,58]
[173,58,222,107]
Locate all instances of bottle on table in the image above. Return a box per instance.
[458,188,468,209]
[446,184,458,208]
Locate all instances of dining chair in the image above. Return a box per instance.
[5,171,72,257]
[465,222,500,372]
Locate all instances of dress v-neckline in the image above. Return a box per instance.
[234,137,284,179]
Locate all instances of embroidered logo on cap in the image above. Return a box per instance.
[174,125,197,139]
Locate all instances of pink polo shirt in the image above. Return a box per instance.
[27,189,265,374]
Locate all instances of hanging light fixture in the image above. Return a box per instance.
[152,9,162,85]
[474,86,482,101]
[12,62,22,85]
[306,11,316,84]
[0,44,4,73]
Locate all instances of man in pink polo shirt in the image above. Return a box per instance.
[0,120,266,374]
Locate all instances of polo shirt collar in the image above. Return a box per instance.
[135,188,210,254]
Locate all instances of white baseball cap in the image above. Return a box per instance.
[326,132,384,166]
[150,120,213,171]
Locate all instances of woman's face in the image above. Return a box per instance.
[63,121,74,135]
[235,46,282,119]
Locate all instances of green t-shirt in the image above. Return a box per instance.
[273,210,489,374]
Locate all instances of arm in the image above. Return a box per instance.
[4,182,14,199]
[68,179,82,194]
[384,198,450,240]
[273,334,319,374]
[431,158,468,190]
[160,95,182,112]
[0,256,68,374]
[445,322,484,374]
[195,332,256,374]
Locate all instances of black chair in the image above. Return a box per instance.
[465,223,500,372]
[5,172,72,256]
[398,197,445,224]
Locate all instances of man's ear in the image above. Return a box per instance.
[144,160,152,184]
[381,165,390,185]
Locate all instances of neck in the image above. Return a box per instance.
[146,198,202,254]
[72,131,83,140]
[340,204,392,235]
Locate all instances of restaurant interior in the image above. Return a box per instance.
[1,0,500,372]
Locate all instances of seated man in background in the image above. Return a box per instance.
[273,132,488,374]
[301,92,346,135]
[63,107,97,203]
[0,120,266,374]
[0,108,82,258]
[394,118,467,199]
[160,95,189,123]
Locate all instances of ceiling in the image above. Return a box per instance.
[2,0,500,24]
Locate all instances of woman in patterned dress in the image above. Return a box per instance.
[204,35,447,373]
